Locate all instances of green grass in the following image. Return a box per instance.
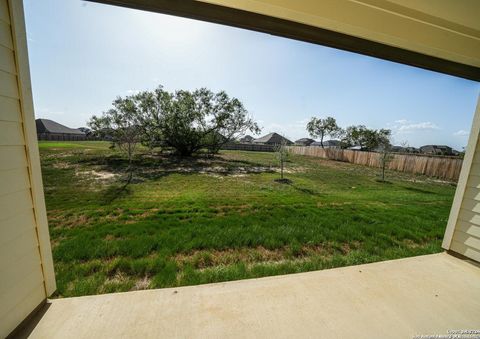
[39,141,456,297]
[37,141,110,149]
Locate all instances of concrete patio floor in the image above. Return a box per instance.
[16,252,480,339]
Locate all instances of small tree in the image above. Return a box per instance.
[275,138,290,181]
[368,128,391,151]
[378,145,394,182]
[88,97,142,179]
[306,116,342,148]
[377,133,393,182]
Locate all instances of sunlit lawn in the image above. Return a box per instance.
[39,141,456,297]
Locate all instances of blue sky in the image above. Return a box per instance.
[24,0,479,150]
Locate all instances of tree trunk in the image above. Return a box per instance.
[126,143,133,184]
[320,133,324,149]
[281,159,284,179]
[381,153,386,182]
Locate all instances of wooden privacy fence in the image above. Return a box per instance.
[37,133,86,141]
[287,146,463,181]
[222,142,276,152]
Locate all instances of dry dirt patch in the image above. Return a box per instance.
[132,276,151,290]
[75,169,118,181]
[52,161,71,169]
[174,244,336,269]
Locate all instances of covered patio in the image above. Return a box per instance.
[16,253,480,338]
[1,0,479,337]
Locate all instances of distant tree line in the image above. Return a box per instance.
[88,86,260,158]
[306,116,391,151]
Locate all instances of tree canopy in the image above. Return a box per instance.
[88,97,142,162]
[306,116,342,148]
[89,86,260,157]
[342,126,391,151]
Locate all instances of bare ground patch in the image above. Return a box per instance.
[52,161,72,169]
[76,169,118,181]
[174,244,337,269]
[49,213,91,229]
[132,276,151,290]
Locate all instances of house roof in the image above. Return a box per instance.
[323,140,341,146]
[253,132,292,144]
[36,119,85,135]
[239,135,254,141]
[420,145,452,149]
[295,138,315,143]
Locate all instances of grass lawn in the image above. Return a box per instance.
[39,141,456,297]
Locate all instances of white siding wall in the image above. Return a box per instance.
[0,1,55,337]
[448,137,480,261]
[443,99,480,262]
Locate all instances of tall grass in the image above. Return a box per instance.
[39,141,455,297]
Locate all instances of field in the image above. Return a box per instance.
[39,141,456,297]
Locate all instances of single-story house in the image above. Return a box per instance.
[419,145,454,156]
[388,146,418,153]
[311,140,342,148]
[373,146,418,153]
[452,149,461,156]
[77,127,92,136]
[253,132,293,145]
[390,146,406,153]
[239,135,255,143]
[36,119,86,141]
[295,138,315,146]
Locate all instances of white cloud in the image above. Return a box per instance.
[390,119,440,134]
[126,89,140,95]
[398,121,440,132]
[453,129,469,137]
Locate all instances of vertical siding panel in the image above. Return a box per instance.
[9,0,56,294]
[0,209,36,246]
[0,189,33,222]
[0,20,13,49]
[0,44,15,73]
[0,166,30,196]
[443,97,480,262]
[0,145,27,170]
[0,1,55,337]
[0,69,19,98]
[0,285,45,339]
[0,95,22,122]
[0,0,9,24]
[0,120,24,145]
